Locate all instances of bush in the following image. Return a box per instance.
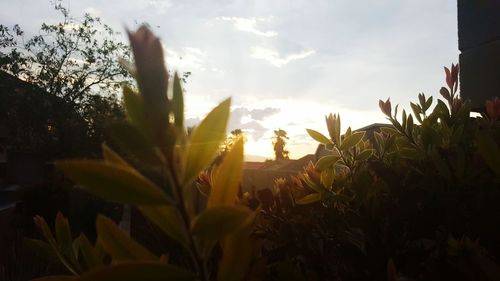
[31,26,260,281]
[254,64,500,280]
[31,27,500,281]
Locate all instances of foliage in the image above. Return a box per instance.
[27,23,500,280]
[32,26,260,281]
[253,64,500,280]
[219,129,245,154]
[0,1,129,158]
[272,129,290,160]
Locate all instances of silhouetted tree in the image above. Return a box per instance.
[273,129,289,160]
[0,1,130,158]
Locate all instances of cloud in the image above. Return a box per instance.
[250,46,315,67]
[240,121,267,140]
[216,17,277,37]
[228,106,280,140]
[165,46,207,72]
[249,107,280,120]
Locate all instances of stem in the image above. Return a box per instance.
[166,163,209,281]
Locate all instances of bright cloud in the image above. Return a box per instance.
[216,17,277,37]
[228,107,281,140]
[250,46,316,67]
[165,46,207,72]
[0,0,459,159]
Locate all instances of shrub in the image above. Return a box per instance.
[254,64,500,280]
[31,26,260,281]
[31,26,500,281]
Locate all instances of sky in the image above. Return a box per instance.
[0,0,459,159]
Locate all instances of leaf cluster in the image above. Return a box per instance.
[32,26,261,281]
[252,64,500,281]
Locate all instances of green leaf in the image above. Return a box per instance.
[79,262,195,281]
[123,86,147,131]
[107,121,165,166]
[78,233,101,269]
[183,98,231,184]
[172,72,184,130]
[191,206,250,241]
[96,215,157,262]
[296,193,321,205]
[380,127,398,135]
[218,209,258,281]
[433,100,450,120]
[406,115,414,135]
[138,206,188,248]
[55,212,76,264]
[208,137,244,207]
[476,132,500,175]
[355,149,374,161]
[25,238,55,261]
[402,110,407,131]
[335,114,341,146]
[33,216,79,275]
[339,131,365,151]
[424,96,433,111]
[102,143,129,167]
[410,102,422,123]
[315,155,341,171]
[320,169,335,188]
[58,160,171,205]
[306,129,332,145]
[299,173,323,193]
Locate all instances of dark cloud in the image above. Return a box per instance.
[227,106,279,140]
[249,107,280,120]
[239,120,267,140]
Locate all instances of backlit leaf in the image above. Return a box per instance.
[55,212,76,265]
[315,155,341,171]
[78,233,101,269]
[320,169,335,188]
[476,132,500,175]
[96,215,157,262]
[218,208,259,281]
[102,143,129,167]
[355,149,374,161]
[191,206,250,241]
[306,129,332,145]
[138,206,188,248]
[58,160,171,205]
[208,137,244,207]
[183,98,231,184]
[123,86,147,131]
[33,216,79,275]
[339,131,365,151]
[107,122,165,166]
[296,193,321,205]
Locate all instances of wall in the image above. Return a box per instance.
[458,0,500,110]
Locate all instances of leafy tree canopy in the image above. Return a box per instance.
[0,1,131,158]
[273,128,289,160]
